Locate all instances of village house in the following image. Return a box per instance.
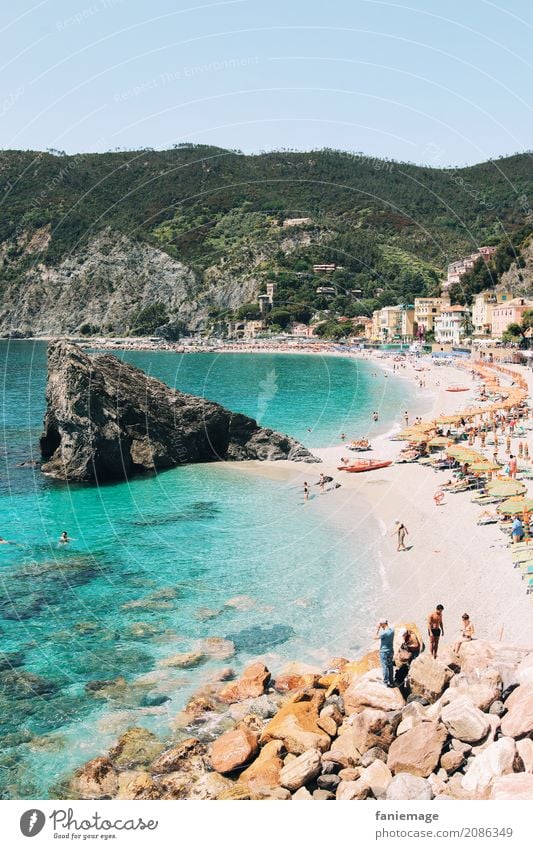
[472,290,513,337]
[491,297,533,338]
[434,304,471,346]
[413,296,451,338]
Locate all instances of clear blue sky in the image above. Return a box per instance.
[1,0,532,165]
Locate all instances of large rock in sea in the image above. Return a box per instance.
[39,339,318,483]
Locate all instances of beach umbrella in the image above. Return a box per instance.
[487,479,527,497]
[496,498,533,515]
[428,436,450,448]
[469,461,501,473]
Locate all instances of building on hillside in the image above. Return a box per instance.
[258,294,271,315]
[290,323,315,337]
[226,319,265,340]
[378,305,415,343]
[491,298,533,338]
[266,282,276,304]
[445,246,498,288]
[282,217,312,227]
[472,291,513,337]
[414,297,451,338]
[363,318,374,339]
[316,286,336,295]
[313,263,337,273]
[434,305,471,346]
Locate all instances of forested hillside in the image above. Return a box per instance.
[0,145,531,336]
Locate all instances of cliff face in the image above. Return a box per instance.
[39,340,318,483]
[0,229,262,337]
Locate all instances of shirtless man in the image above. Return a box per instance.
[427,604,444,658]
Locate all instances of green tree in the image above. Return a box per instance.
[131,302,169,335]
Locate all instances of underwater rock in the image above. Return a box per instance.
[40,340,319,483]
[227,624,295,653]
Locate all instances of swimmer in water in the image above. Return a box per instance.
[59,531,71,544]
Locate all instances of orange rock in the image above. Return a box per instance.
[219,662,271,704]
[239,740,284,790]
[325,650,381,698]
[211,727,259,774]
[275,662,321,693]
[260,691,330,754]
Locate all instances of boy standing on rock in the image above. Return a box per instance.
[427,604,444,658]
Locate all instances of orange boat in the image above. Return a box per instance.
[446,386,470,392]
[337,459,392,473]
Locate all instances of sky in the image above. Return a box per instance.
[1,0,532,165]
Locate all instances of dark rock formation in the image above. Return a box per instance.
[39,340,318,483]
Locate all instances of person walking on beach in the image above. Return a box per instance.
[404,411,409,427]
[509,455,517,479]
[427,604,444,659]
[453,613,474,654]
[374,618,395,687]
[318,473,325,492]
[393,520,409,551]
[303,482,309,501]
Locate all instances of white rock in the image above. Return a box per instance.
[441,696,490,743]
[279,748,321,792]
[461,737,517,794]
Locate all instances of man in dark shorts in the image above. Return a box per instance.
[427,604,444,658]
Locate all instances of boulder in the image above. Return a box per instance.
[461,737,518,794]
[343,670,405,715]
[158,651,206,669]
[349,708,395,754]
[317,774,341,791]
[396,701,427,735]
[317,715,337,737]
[116,771,160,800]
[387,722,447,778]
[251,786,291,800]
[313,789,335,800]
[210,727,259,774]
[260,692,330,754]
[500,685,533,739]
[441,696,490,743]
[150,738,206,775]
[516,737,533,773]
[470,714,501,755]
[219,662,271,703]
[239,740,284,790]
[408,654,453,703]
[292,786,313,800]
[514,652,533,687]
[440,749,465,774]
[360,747,388,768]
[359,759,393,799]
[490,773,533,800]
[326,731,362,768]
[274,662,322,693]
[448,668,502,711]
[108,727,164,768]
[336,779,370,800]
[39,340,318,483]
[279,748,322,791]
[188,772,234,800]
[73,756,118,799]
[385,773,433,800]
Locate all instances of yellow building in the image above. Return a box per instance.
[413,297,450,337]
[472,290,513,337]
[378,305,415,343]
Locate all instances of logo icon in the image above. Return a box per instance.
[20,810,46,837]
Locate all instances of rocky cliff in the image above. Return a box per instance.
[39,340,318,482]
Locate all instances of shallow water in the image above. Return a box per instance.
[0,342,415,798]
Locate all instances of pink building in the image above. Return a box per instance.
[491,298,533,338]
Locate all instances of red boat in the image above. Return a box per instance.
[446,386,469,392]
[337,459,392,473]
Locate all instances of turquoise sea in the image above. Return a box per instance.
[0,342,417,798]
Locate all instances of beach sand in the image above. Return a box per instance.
[233,352,533,652]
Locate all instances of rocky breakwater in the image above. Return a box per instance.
[39,340,318,483]
[69,639,533,800]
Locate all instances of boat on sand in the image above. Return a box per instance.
[337,459,392,473]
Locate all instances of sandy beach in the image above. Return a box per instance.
[233,351,533,651]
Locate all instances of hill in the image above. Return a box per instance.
[0,145,531,336]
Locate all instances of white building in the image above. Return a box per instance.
[434,305,471,346]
